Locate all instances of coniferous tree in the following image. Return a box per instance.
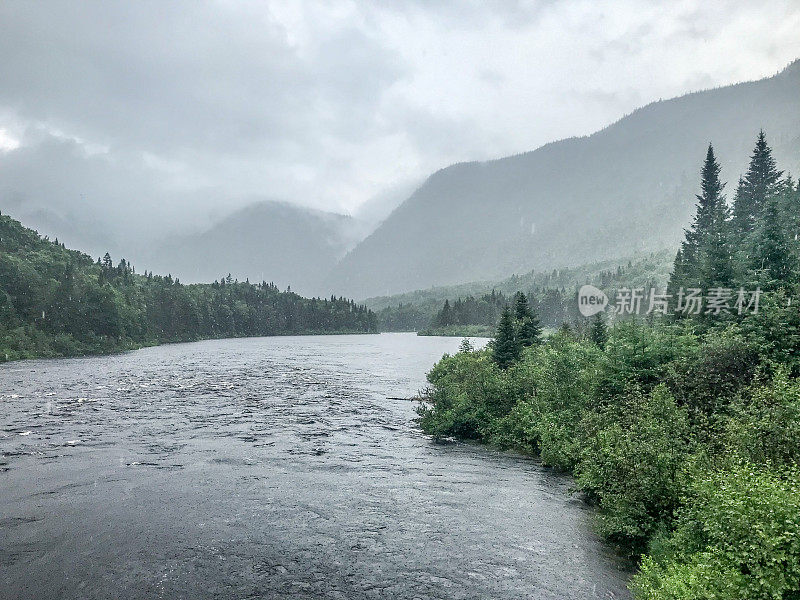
[513,291,531,321]
[589,312,608,348]
[512,292,542,346]
[518,314,543,347]
[697,146,733,288]
[437,299,453,326]
[752,196,797,290]
[492,306,520,369]
[667,247,689,308]
[669,144,732,303]
[732,131,783,241]
[778,175,800,245]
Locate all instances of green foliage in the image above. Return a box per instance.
[670,144,732,295]
[732,130,784,239]
[631,464,800,600]
[576,385,691,550]
[418,298,800,593]
[726,369,800,467]
[494,332,602,469]
[589,312,608,348]
[417,324,495,337]
[415,129,800,598]
[664,326,759,418]
[515,292,543,347]
[0,212,377,362]
[669,132,800,305]
[369,250,673,332]
[416,348,511,440]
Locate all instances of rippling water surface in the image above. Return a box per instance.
[1,333,629,599]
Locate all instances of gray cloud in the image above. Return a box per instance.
[1,0,799,253]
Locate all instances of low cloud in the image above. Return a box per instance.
[1,0,799,252]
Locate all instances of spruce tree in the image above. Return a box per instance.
[513,291,532,321]
[589,312,608,348]
[732,131,783,239]
[512,291,542,346]
[518,314,543,347]
[668,144,732,301]
[492,306,520,369]
[667,247,689,311]
[778,175,800,245]
[752,196,797,290]
[437,299,453,327]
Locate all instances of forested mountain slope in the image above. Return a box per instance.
[0,212,376,361]
[327,60,800,299]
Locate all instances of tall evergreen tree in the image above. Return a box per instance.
[777,175,800,245]
[513,291,532,321]
[437,299,453,326]
[752,195,797,290]
[589,312,608,348]
[668,144,732,300]
[732,131,783,239]
[512,291,542,346]
[492,306,520,369]
[518,314,543,347]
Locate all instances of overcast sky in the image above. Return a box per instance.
[1,0,800,243]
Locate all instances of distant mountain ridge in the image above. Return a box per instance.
[325,59,800,299]
[149,200,360,296]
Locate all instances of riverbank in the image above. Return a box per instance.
[416,322,800,598]
[0,212,378,364]
[417,324,495,337]
[0,328,380,363]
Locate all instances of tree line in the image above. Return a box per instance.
[669,131,800,304]
[0,213,377,361]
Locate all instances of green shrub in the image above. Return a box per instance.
[631,463,800,600]
[492,335,602,469]
[417,348,512,440]
[726,370,800,467]
[576,385,691,551]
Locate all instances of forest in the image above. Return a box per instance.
[0,213,377,361]
[417,132,800,599]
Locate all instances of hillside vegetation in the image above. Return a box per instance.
[418,133,800,598]
[0,212,376,361]
[372,250,672,332]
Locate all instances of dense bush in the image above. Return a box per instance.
[417,346,511,439]
[576,385,691,550]
[631,464,800,600]
[418,315,800,593]
[726,369,800,467]
[492,332,601,469]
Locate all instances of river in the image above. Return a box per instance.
[0,333,630,599]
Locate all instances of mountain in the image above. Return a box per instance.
[148,200,361,296]
[326,60,800,299]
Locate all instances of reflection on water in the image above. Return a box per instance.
[0,333,629,599]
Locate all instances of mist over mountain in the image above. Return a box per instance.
[147,201,360,296]
[325,60,800,299]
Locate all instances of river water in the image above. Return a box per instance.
[0,333,630,599]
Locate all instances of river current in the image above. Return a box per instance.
[0,333,629,599]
